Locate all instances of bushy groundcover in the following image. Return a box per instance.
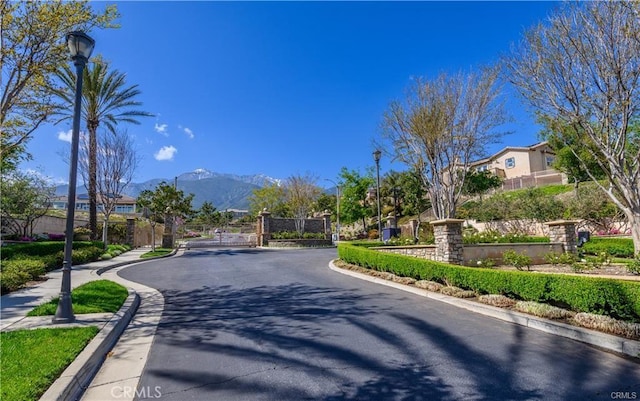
[338,243,640,321]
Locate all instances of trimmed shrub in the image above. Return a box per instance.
[338,243,640,321]
[502,249,532,271]
[1,241,104,260]
[581,237,634,258]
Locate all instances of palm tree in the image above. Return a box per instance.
[54,56,152,239]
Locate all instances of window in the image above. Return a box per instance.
[546,156,555,167]
[505,157,516,169]
[477,165,488,172]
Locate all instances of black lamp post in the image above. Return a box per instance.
[53,31,95,323]
[373,150,382,242]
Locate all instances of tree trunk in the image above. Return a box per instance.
[628,211,640,257]
[151,222,156,252]
[88,126,98,240]
[102,218,109,249]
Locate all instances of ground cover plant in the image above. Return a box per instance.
[140,248,173,258]
[27,280,128,316]
[0,327,99,401]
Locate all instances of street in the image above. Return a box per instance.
[118,247,640,401]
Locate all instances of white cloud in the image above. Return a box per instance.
[183,127,194,139]
[154,123,169,136]
[154,145,177,161]
[58,129,73,143]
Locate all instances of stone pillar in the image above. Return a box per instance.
[258,209,271,247]
[125,218,135,247]
[430,219,464,265]
[386,213,397,229]
[162,213,174,248]
[322,211,332,240]
[546,220,578,254]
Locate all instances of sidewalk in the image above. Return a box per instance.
[0,247,151,331]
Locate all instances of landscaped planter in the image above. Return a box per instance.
[267,239,333,248]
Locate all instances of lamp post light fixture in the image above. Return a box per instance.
[53,31,95,323]
[325,179,341,242]
[373,150,382,242]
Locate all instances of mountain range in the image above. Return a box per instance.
[55,169,282,210]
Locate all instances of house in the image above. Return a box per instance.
[470,141,567,189]
[51,193,138,214]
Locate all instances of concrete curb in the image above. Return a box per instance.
[96,248,178,275]
[328,260,640,359]
[38,290,141,401]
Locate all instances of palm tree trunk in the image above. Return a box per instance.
[88,124,98,240]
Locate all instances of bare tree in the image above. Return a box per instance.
[96,129,139,246]
[285,174,321,236]
[507,1,640,253]
[381,67,508,219]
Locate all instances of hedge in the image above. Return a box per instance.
[0,245,105,293]
[338,243,640,321]
[1,241,104,260]
[581,237,635,258]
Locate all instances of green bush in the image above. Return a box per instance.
[0,261,39,293]
[338,243,640,321]
[463,230,549,245]
[1,241,104,260]
[581,237,634,258]
[502,249,532,271]
[71,247,103,265]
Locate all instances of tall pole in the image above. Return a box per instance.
[373,150,382,242]
[54,32,94,323]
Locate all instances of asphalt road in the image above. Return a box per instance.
[119,247,640,401]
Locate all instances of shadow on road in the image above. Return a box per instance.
[130,274,640,401]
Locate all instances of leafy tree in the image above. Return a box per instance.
[380,170,404,218]
[462,170,502,201]
[0,1,118,171]
[314,192,337,217]
[137,182,194,251]
[54,58,152,240]
[249,184,289,218]
[284,173,321,236]
[381,67,508,219]
[508,0,640,253]
[0,170,55,237]
[397,169,430,239]
[542,122,606,192]
[338,167,375,232]
[192,201,221,231]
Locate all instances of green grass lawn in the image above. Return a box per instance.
[1,327,99,401]
[27,280,128,316]
[140,248,173,258]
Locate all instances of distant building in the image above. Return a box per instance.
[51,193,138,214]
[470,141,567,190]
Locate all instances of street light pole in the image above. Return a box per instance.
[373,150,382,242]
[53,31,95,323]
[325,179,341,241]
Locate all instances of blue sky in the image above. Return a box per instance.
[23,1,558,186]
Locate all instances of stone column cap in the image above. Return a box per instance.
[545,220,580,226]
[430,218,465,226]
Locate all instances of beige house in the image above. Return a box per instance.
[471,141,567,189]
